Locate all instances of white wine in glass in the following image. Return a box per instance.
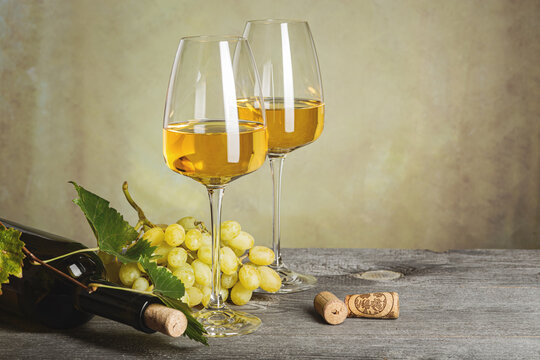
[163,36,267,336]
[238,98,324,154]
[243,20,324,293]
[163,120,267,185]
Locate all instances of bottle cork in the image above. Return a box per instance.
[344,292,399,319]
[143,303,188,337]
[314,291,348,325]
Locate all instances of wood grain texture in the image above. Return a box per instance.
[0,249,539,359]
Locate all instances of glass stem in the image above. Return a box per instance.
[269,155,286,268]
[207,186,225,309]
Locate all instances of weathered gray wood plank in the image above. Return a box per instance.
[0,249,539,359]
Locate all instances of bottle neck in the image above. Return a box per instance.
[76,281,160,334]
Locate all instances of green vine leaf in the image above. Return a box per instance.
[139,257,207,344]
[140,257,185,299]
[70,181,155,263]
[158,295,208,345]
[0,226,25,295]
[117,239,156,264]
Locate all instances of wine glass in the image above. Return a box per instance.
[243,20,324,293]
[163,35,267,336]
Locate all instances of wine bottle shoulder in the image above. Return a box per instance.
[1,218,89,258]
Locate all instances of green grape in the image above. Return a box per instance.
[153,243,174,264]
[118,263,141,286]
[220,220,241,241]
[220,246,239,275]
[231,282,252,306]
[177,216,197,231]
[193,282,205,290]
[258,266,282,293]
[181,292,189,305]
[197,245,212,265]
[192,259,211,287]
[220,239,230,247]
[172,264,195,288]
[142,227,165,247]
[137,262,146,273]
[201,286,211,307]
[173,263,193,276]
[238,264,260,290]
[249,246,275,266]
[228,231,254,251]
[232,247,246,257]
[220,288,229,302]
[221,272,238,289]
[164,224,185,246]
[184,229,202,251]
[186,287,203,307]
[167,247,188,268]
[132,277,149,291]
[201,232,212,247]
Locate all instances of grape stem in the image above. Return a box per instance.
[88,282,155,296]
[22,246,93,293]
[195,221,209,233]
[122,181,156,228]
[134,220,144,231]
[32,247,100,264]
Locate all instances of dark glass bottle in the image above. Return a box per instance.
[0,218,159,333]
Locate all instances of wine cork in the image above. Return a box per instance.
[344,292,399,319]
[143,303,188,337]
[314,291,348,325]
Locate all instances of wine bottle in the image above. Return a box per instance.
[0,218,187,337]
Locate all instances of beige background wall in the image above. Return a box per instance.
[1,0,539,250]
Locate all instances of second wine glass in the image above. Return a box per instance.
[243,20,325,293]
[163,36,267,336]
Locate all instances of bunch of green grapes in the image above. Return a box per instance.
[100,217,281,308]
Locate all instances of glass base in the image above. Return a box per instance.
[265,263,317,294]
[195,306,261,337]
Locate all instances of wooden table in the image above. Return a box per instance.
[1,249,539,359]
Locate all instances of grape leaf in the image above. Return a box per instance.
[70,182,155,263]
[0,226,25,295]
[140,257,185,299]
[158,295,208,346]
[117,239,157,264]
[139,257,207,344]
